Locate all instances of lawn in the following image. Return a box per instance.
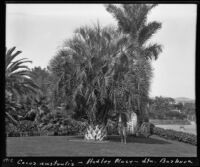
[6,135,197,157]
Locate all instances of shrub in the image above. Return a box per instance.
[135,122,155,137]
[153,127,197,145]
[6,121,19,134]
[107,119,118,135]
[60,118,87,135]
[165,110,187,120]
[40,117,88,136]
[18,120,38,133]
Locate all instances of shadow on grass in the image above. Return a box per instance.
[107,135,170,144]
[68,135,170,144]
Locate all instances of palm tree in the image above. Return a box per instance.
[48,50,74,109]
[6,47,39,99]
[49,24,130,140]
[5,46,39,126]
[105,4,162,126]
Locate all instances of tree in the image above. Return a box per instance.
[5,46,39,126]
[182,102,195,121]
[6,47,39,99]
[31,67,52,96]
[148,96,187,120]
[48,4,163,139]
[30,67,53,111]
[105,4,162,126]
[49,24,131,140]
[47,52,73,109]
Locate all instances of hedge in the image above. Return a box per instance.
[153,127,197,146]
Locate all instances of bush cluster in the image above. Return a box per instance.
[6,122,19,134]
[136,122,155,137]
[53,118,88,136]
[153,127,197,145]
[18,120,38,132]
[7,119,87,137]
[106,119,118,135]
[6,111,88,136]
[39,110,88,136]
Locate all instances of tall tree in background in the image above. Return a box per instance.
[30,67,52,109]
[105,4,162,125]
[48,51,72,109]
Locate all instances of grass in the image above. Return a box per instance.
[6,135,197,157]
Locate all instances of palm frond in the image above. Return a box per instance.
[7,58,31,71]
[6,47,22,68]
[105,4,131,34]
[142,43,163,60]
[138,21,162,46]
[7,70,30,78]
[5,46,39,99]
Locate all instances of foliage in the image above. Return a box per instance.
[105,4,162,125]
[5,47,40,128]
[6,47,39,100]
[30,67,53,108]
[18,120,38,133]
[5,90,21,116]
[6,66,52,131]
[6,120,19,134]
[136,122,155,137]
[48,24,124,127]
[181,102,195,120]
[84,125,107,141]
[149,96,189,120]
[50,6,162,133]
[165,110,187,120]
[6,5,163,138]
[153,127,197,145]
[46,5,163,139]
[5,90,22,127]
[38,109,87,135]
[106,119,118,135]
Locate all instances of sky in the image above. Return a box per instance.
[6,4,197,99]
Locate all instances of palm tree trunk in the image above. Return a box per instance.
[136,82,143,126]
